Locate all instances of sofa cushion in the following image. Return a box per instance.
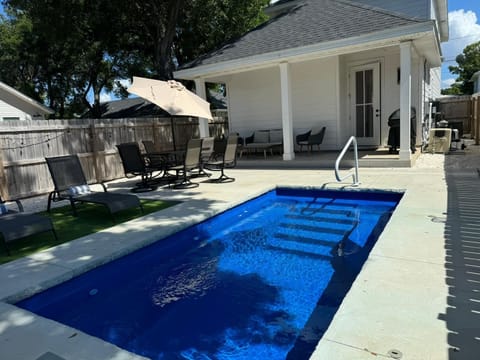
[254,130,269,143]
[269,129,283,143]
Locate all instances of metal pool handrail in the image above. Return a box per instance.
[335,136,360,186]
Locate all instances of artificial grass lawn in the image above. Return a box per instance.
[0,199,179,265]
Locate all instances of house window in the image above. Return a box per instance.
[2,117,20,121]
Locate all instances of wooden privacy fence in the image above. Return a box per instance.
[437,96,472,136]
[472,94,480,145]
[0,117,228,200]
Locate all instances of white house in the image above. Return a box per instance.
[472,71,480,94]
[0,81,53,120]
[174,0,448,164]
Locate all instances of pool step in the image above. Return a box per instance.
[269,204,360,258]
[285,214,357,226]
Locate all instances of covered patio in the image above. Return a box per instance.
[174,0,447,167]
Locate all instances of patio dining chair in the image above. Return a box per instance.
[45,154,142,218]
[169,138,203,189]
[197,136,215,177]
[142,140,168,170]
[205,134,238,183]
[0,196,57,255]
[117,142,162,192]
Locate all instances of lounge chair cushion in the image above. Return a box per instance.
[67,185,92,196]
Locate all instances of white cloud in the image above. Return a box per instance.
[442,9,480,63]
[99,92,112,103]
[441,9,480,88]
[442,77,456,88]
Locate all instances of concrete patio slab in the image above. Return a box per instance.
[1,146,479,359]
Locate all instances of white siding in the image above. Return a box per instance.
[354,0,430,19]
[0,99,32,121]
[228,67,282,137]
[430,67,441,99]
[228,58,339,150]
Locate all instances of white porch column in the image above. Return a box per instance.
[194,78,210,138]
[279,62,295,160]
[399,42,412,161]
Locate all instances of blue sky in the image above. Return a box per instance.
[441,0,480,87]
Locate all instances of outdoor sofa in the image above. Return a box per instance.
[242,129,283,159]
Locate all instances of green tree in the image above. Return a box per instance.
[447,41,480,95]
[0,0,270,117]
[176,0,270,66]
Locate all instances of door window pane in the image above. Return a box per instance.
[365,104,373,137]
[355,72,363,104]
[365,70,373,103]
[356,106,364,137]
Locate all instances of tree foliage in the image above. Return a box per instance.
[444,41,480,95]
[0,0,269,118]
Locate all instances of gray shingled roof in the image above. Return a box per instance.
[179,0,428,70]
[82,98,170,119]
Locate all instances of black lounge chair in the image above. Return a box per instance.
[205,134,238,183]
[296,126,326,152]
[45,155,142,218]
[117,142,161,192]
[169,138,203,189]
[0,197,57,255]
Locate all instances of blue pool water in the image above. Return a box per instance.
[17,188,402,359]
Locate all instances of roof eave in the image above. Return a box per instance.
[175,22,438,80]
[0,82,54,116]
[434,0,449,42]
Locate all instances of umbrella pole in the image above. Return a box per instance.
[170,117,177,152]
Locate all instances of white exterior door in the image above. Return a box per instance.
[349,62,380,146]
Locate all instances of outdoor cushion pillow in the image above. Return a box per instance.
[269,129,283,143]
[253,130,269,143]
[67,185,92,196]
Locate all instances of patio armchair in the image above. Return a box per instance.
[45,154,142,218]
[0,196,57,255]
[296,126,326,152]
[169,138,203,189]
[117,142,161,192]
[205,134,239,183]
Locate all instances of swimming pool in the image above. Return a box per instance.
[17,187,402,359]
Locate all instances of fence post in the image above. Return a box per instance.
[89,120,103,183]
[476,96,480,145]
[0,147,9,200]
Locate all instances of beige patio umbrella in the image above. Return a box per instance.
[128,76,213,119]
[128,76,213,150]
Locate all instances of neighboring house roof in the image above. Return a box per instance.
[177,0,432,74]
[82,97,170,119]
[0,81,53,117]
[84,94,226,119]
[207,90,227,110]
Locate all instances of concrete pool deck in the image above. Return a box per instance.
[1,148,479,359]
